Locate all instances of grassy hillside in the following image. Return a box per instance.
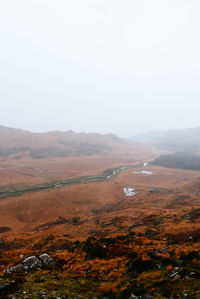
[152,151,200,170]
[0,126,128,159]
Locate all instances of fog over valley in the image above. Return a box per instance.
[1,0,200,136]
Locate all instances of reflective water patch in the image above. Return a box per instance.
[124,187,136,196]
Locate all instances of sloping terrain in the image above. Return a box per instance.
[152,151,200,170]
[0,125,134,159]
[1,130,200,298]
[1,155,200,298]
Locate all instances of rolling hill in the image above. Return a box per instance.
[0,126,129,159]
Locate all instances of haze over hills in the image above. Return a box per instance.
[0,125,132,159]
[129,126,200,152]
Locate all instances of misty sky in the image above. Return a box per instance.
[1,0,200,137]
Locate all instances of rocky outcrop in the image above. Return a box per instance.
[39,253,55,268]
[3,254,55,276]
[22,256,42,271]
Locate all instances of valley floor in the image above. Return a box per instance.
[1,153,200,298]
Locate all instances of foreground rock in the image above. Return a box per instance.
[3,254,55,276]
[39,253,55,268]
[0,281,16,294]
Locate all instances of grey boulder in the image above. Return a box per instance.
[39,253,55,268]
[3,254,54,276]
[22,256,42,271]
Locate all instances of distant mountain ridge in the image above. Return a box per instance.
[0,125,128,159]
[129,127,200,152]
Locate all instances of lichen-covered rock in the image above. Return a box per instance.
[39,253,55,268]
[3,264,24,276]
[3,254,54,276]
[22,256,42,270]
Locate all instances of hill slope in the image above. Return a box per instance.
[152,151,200,170]
[0,126,129,159]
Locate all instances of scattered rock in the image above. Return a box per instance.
[169,271,179,278]
[38,291,47,296]
[156,263,162,269]
[39,253,55,268]
[174,267,179,271]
